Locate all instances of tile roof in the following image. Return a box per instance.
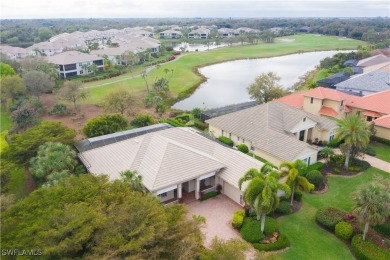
[319,106,339,117]
[346,90,390,114]
[362,111,382,118]
[363,62,390,73]
[317,72,350,86]
[374,114,390,129]
[302,87,353,101]
[335,70,390,93]
[206,102,335,161]
[78,127,262,192]
[275,92,304,108]
[46,51,102,65]
[357,54,390,67]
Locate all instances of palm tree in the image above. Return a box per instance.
[280,160,314,206]
[238,167,290,233]
[120,170,144,192]
[352,183,390,240]
[336,115,371,169]
[319,147,335,166]
[81,64,89,75]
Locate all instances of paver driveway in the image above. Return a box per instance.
[186,194,243,246]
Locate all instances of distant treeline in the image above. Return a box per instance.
[1,17,389,47]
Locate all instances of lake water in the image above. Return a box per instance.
[173,42,228,52]
[172,50,347,110]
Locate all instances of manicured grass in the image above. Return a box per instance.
[0,106,12,132]
[368,142,390,163]
[82,34,365,104]
[277,167,389,259]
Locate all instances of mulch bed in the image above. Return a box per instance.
[321,165,361,177]
[273,200,302,219]
[312,182,329,194]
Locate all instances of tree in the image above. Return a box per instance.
[103,89,133,115]
[58,81,88,110]
[88,63,98,76]
[238,166,290,233]
[141,70,150,93]
[351,183,390,240]
[30,142,77,181]
[247,72,287,104]
[20,56,58,79]
[81,64,89,75]
[319,147,335,166]
[1,121,76,166]
[120,170,144,192]
[11,103,39,132]
[23,70,54,98]
[280,160,314,206]
[83,114,129,138]
[0,75,27,102]
[0,63,16,77]
[336,115,371,169]
[130,114,155,128]
[199,238,250,260]
[121,51,138,66]
[1,175,203,259]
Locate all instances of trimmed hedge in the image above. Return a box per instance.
[335,221,354,240]
[306,162,324,173]
[365,146,376,156]
[165,118,186,127]
[232,210,245,228]
[372,136,390,146]
[316,207,346,230]
[253,234,290,251]
[193,119,208,131]
[237,144,249,154]
[275,201,292,215]
[306,170,325,188]
[240,217,265,243]
[175,114,191,123]
[350,158,371,171]
[328,139,343,148]
[130,114,155,128]
[264,217,279,235]
[200,191,219,201]
[351,234,390,260]
[218,136,234,147]
[373,223,390,236]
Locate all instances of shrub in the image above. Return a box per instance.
[328,139,342,148]
[316,207,346,230]
[350,158,371,171]
[130,114,155,128]
[365,146,376,156]
[275,201,292,215]
[83,114,128,138]
[193,118,208,131]
[334,168,341,174]
[351,234,390,260]
[263,217,279,235]
[237,144,249,154]
[253,234,290,251]
[306,162,324,173]
[348,166,361,172]
[165,118,185,127]
[232,210,245,228]
[372,136,390,146]
[218,136,234,147]
[200,191,219,201]
[240,217,265,243]
[305,170,324,188]
[330,154,345,167]
[372,223,390,236]
[175,114,191,122]
[293,190,302,202]
[49,103,70,116]
[335,221,354,240]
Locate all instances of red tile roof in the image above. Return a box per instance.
[362,111,383,118]
[344,106,351,113]
[374,114,390,129]
[347,90,390,114]
[275,92,304,108]
[319,106,339,117]
[302,87,353,101]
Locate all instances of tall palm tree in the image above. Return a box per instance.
[280,160,314,206]
[336,115,371,169]
[238,167,290,233]
[120,170,144,192]
[352,183,390,240]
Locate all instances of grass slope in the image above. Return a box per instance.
[369,142,390,163]
[277,168,389,259]
[83,34,365,105]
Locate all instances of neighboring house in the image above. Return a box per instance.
[46,51,104,79]
[373,115,390,140]
[335,68,390,96]
[317,72,350,88]
[206,102,337,167]
[200,101,259,122]
[218,28,239,38]
[76,124,263,205]
[27,42,63,57]
[0,45,29,59]
[91,45,139,65]
[236,27,260,33]
[159,30,182,39]
[357,54,390,68]
[343,59,358,67]
[188,28,210,39]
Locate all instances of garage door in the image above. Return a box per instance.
[223,181,243,205]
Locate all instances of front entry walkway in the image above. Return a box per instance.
[186,194,243,246]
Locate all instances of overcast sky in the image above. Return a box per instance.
[1,0,389,19]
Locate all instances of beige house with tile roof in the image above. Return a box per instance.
[206,102,338,166]
[77,124,263,205]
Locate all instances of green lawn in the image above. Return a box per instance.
[369,142,390,163]
[82,34,365,105]
[277,168,389,259]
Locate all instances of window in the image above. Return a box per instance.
[329,130,335,141]
[229,133,232,139]
[303,157,311,166]
[367,116,373,122]
[310,97,314,104]
[243,139,245,143]
[341,100,344,106]
[237,136,240,141]
[299,130,305,141]
[221,130,224,136]
[158,192,167,198]
[322,100,324,105]
[303,117,306,122]
[250,146,255,151]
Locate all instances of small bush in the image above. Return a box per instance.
[83,114,128,138]
[328,139,342,148]
[306,170,324,188]
[330,154,345,167]
[237,144,249,154]
[200,191,219,201]
[193,118,208,131]
[165,118,185,127]
[130,114,155,128]
[334,168,341,174]
[335,221,354,240]
[316,207,346,230]
[49,103,70,116]
[372,223,390,236]
[275,201,292,215]
[218,136,234,147]
[232,210,245,228]
[175,114,191,123]
[253,234,290,251]
[350,158,371,171]
[351,234,390,260]
[348,166,361,172]
[240,217,265,243]
[293,190,302,202]
[365,146,376,156]
[306,162,324,173]
[264,217,279,235]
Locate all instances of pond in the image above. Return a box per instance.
[172,42,228,52]
[172,50,349,110]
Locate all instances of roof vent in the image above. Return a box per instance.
[134,139,139,143]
